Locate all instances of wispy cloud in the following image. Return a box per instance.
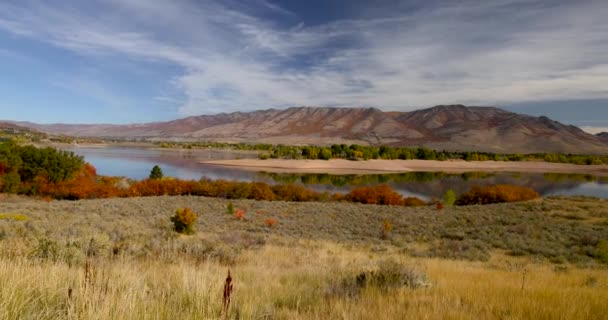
[0,0,606,116]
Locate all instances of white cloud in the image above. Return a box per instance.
[0,0,606,116]
[581,127,608,135]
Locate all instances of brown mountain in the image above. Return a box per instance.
[12,105,608,154]
[597,132,608,144]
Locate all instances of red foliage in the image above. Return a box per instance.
[455,184,540,205]
[128,179,197,197]
[265,218,277,228]
[235,208,245,220]
[347,184,405,205]
[436,202,444,210]
[271,184,320,202]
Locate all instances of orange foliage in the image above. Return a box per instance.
[265,218,277,228]
[128,179,197,197]
[171,207,197,234]
[235,208,245,220]
[348,184,405,205]
[455,184,540,205]
[436,202,444,210]
[249,182,274,201]
[271,184,320,202]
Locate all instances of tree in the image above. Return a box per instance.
[149,165,163,180]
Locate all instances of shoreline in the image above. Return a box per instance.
[200,159,608,176]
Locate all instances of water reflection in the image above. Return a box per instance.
[65,146,608,199]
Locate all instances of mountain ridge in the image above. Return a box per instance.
[8,105,608,154]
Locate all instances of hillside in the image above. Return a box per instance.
[11,105,608,154]
[597,132,608,144]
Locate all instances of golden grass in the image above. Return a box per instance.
[0,195,606,319]
[0,242,606,319]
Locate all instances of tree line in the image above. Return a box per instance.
[154,141,608,165]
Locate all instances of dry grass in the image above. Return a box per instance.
[0,194,606,319]
[0,243,606,319]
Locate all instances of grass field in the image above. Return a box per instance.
[0,195,607,319]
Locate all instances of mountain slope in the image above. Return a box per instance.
[11,105,608,154]
[597,132,608,144]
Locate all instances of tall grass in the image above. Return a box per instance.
[0,243,606,319]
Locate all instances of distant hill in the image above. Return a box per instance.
[10,105,608,154]
[596,132,608,144]
[0,122,45,138]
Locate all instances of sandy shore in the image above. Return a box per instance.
[200,159,608,176]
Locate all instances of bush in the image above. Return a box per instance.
[443,189,456,206]
[358,260,431,290]
[235,208,245,220]
[330,259,430,298]
[249,182,274,201]
[265,218,277,228]
[381,220,392,239]
[348,184,404,205]
[171,208,197,234]
[455,185,540,205]
[226,202,234,215]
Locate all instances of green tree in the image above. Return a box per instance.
[149,165,163,180]
[319,148,332,160]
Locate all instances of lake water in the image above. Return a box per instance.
[64,146,608,199]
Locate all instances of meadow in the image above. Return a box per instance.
[0,194,607,319]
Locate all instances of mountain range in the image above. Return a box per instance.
[10,105,608,154]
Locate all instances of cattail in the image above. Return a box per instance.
[222,269,234,314]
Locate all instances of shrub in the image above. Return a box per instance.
[443,189,456,206]
[226,202,234,215]
[265,218,277,228]
[249,182,274,201]
[235,208,245,220]
[455,185,540,205]
[348,184,404,205]
[359,260,430,290]
[381,220,392,239]
[272,184,320,202]
[29,238,60,261]
[330,259,430,298]
[149,165,163,180]
[171,208,197,234]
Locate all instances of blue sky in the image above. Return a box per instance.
[0,0,606,133]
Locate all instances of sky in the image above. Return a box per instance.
[0,0,606,133]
